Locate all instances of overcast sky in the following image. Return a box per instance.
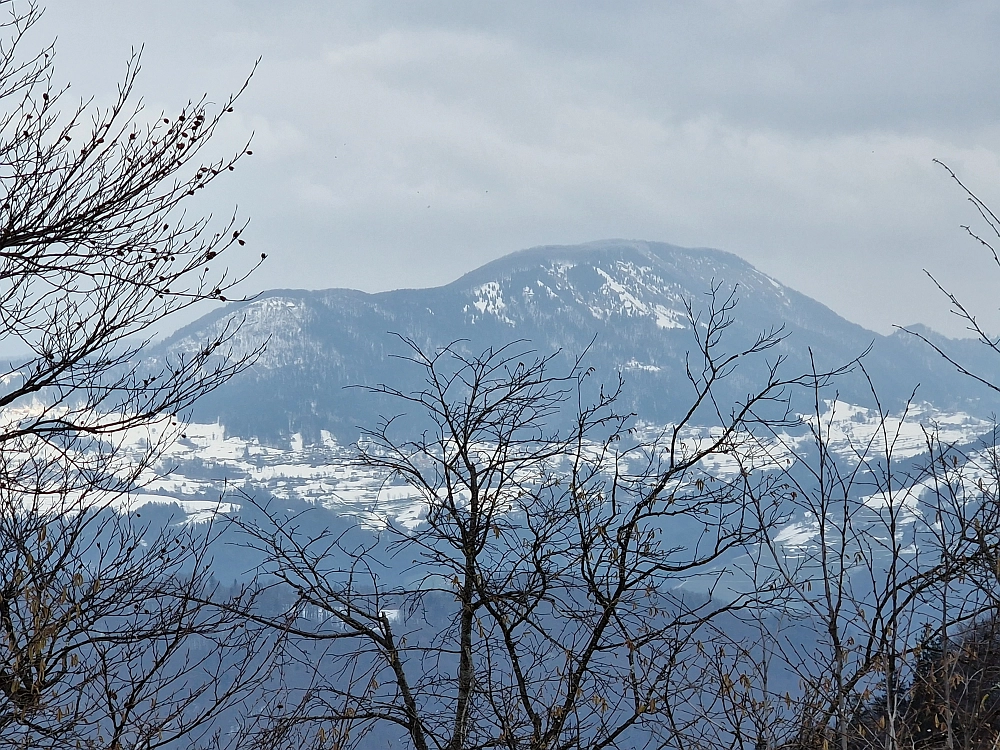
[34,1,1000,336]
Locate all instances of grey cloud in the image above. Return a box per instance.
[28,0,1000,336]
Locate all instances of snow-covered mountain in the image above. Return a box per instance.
[117,239,1000,576]
[154,239,1000,445]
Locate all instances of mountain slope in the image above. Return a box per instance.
[153,239,1000,443]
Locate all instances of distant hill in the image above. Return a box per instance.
[151,240,1000,444]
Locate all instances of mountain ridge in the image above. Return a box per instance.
[152,240,1000,443]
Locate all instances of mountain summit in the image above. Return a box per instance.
[155,240,999,443]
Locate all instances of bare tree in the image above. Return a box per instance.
[0,1,270,746]
[851,160,1000,749]
[901,423,1000,750]
[0,506,271,750]
[899,160,1000,394]
[233,289,829,750]
[718,370,1000,750]
[753,371,931,749]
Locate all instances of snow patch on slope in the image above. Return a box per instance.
[589,262,687,329]
[807,400,990,461]
[466,281,514,325]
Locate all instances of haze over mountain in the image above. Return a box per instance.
[154,240,1000,444]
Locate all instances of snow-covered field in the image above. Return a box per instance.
[127,422,426,531]
[115,400,996,547]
